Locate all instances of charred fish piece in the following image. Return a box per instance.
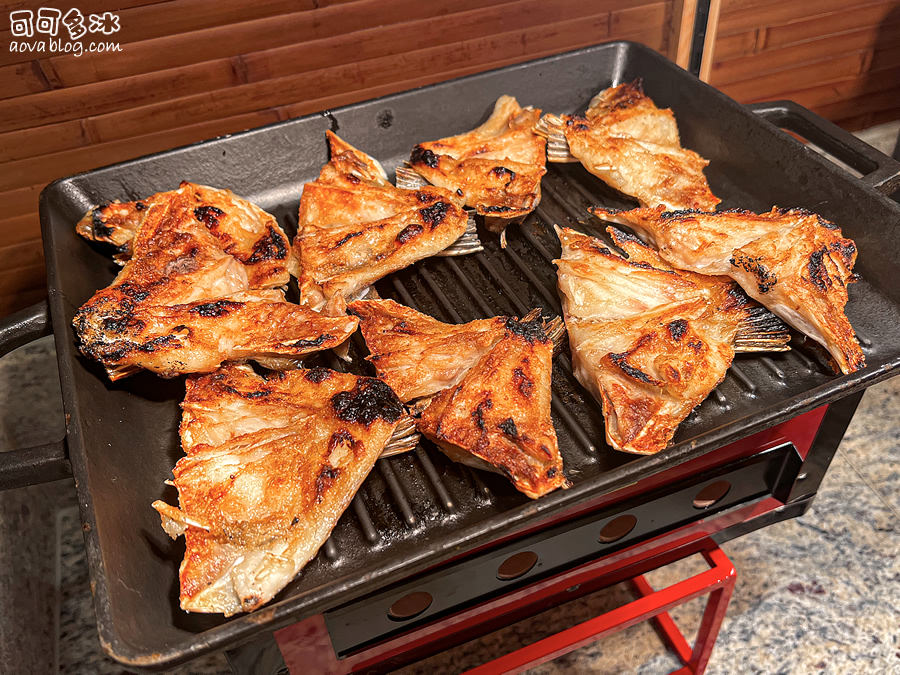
[293,132,469,315]
[590,205,864,374]
[77,181,299,286]
[153,363,407,616]
[416,314,565,499]
[350,300,565,403]
[405,95,547,236]
[74,188,352,380]
[179,361,419,459]
[554,226,780,455]
[605,226,791,354]
[535,80,719,211]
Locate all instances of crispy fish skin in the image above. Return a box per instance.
[74,188,349,379]
[76,181,299,286]
[75,290,357,379]
[408,96,547,223]
[554,226,736,454]
[418,317,565,499]
[560,80,719,211]
[591,206,864,374]
[348,298,508,402]
[294,132,468,313]
[153,364,404,616]
[606,225,791,353]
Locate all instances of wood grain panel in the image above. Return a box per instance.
[0,288,47,316]
[0,239,43,271]
[718,0,895,35]
[711,26,896,85]
[0,61,49,99]
[2,184,45,219]
[0,0,678,313]
[86,12,618,145]
[42,0,523,82]
[775,65,900,109]
[0,119,89,163]
[709,0,899,137]
[762,2,900,50]
[0,215,42,248]
[0,109,283,192]
[719,51,869,102]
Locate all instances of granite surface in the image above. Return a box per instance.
[1,335,897,674]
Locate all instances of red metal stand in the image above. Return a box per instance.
[276,539,737,674]
[464,545,736,675]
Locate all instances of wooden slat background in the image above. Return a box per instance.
[708,0,900,129]
[1,0,678,316]
[3,0,899,316]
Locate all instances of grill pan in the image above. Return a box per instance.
[8,41,900,668]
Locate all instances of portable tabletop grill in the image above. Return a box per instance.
[1,41,899,672]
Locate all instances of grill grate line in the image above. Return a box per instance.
[549,165,620,214]
[541,175,596,225]
[443,258,495,318]
[713,390,728,406]
[551,395,598,455]
[475,252,528,315]
[519,216,558,263]
[792,347,818,371]
[415,448,456,513]
[460,464,494,499]
[378,459,418,527]
[728,364,758,394]
[502,242,563,313]
[760,356,786,379]
[352,495,380,544]
[419,267,463,323]
[391,277,418,309]
[323,538,339,560]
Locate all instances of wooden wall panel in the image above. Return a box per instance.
[708,0,900,132]
[0,0,680,315]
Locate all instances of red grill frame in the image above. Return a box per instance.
[262,401,850,674]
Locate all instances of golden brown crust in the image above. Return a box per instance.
[591,206,864,374]
[562,80,719,211]
[76,181,297,286]
[73,186,344,380]
[294,133,468,312]
[153,363,404,615]
[349,298,508,402]
[408,96,547,220]
[417,318,564,498]
[554,226,737,454]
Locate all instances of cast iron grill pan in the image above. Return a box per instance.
[37,42,900,667]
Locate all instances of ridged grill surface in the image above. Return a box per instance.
[39,42,898,665]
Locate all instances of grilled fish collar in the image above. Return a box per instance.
[555,226,746,454]
[590,205,864,374]
[153,364,406,615]
[417,316,565,498]
[406,95,548,230]
[535,80,719,211]
[294,132,469,314]
[74,186,344,379]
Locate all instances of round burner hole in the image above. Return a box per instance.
[693,480,731,509]
[497,551,538,580]
[598,514,637,543]
[388,591,433,621]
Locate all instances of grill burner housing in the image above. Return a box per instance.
[9,41,899,669]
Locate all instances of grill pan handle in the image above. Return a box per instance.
[747,100,900,195]
[0,300,71,490]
